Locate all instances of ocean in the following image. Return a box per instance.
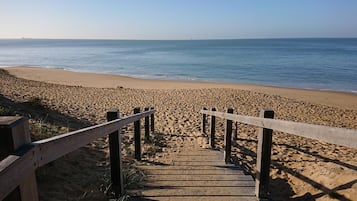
[0,38,356,93]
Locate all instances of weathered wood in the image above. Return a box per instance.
[233,121,238,142]
[134,107,141,161]
[144,107,150,142]
[150,107,155,133]
[255,110,274,199]
[107,110,124,197]
[134,148,255,200]
[34,109,155,167]
[202,107,207,134]
[209,108,217,148]
[0,117,30,160]
[224,108,233,163]
[0,145,37,201]
[0,117,38,201]
[0,110,156,200]
[201,110,357,148]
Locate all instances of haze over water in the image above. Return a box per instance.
[0,38,356,93]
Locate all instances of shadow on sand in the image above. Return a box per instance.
[230,135,355,201]
[0,94,112,201]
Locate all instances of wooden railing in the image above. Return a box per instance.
[0,107,155,201]
[201,107,357,200]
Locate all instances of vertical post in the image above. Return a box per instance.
[255,110,274,200]
[107,110,124,197]
[224,108,233,163]
[209,107,216,148]
[134,107,141,161]
[0,116,39,201]
[144,107,150,142]
[233,122,238,141]
[202,107,207,134]
[150,107,155,134]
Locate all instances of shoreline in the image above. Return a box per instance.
[2,65,356,94]
[2,66,357,110]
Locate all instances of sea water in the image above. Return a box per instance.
[0,38,356,93]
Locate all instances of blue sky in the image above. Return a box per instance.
[1,0,357,39]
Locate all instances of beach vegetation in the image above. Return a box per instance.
[28,114,62,140]
[0,106,13,116]
[123,167,145,189]
[104,165,145,201]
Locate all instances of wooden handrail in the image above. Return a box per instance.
[0,109,155,200]
[201,110,357,149]
[0,145,37,201]
[35,109,154,167]
[202,108,356,200]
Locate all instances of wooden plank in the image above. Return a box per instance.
[34,110,155,167]
[135,147,255,200]
[0,110,156,200]
[202,107,207,134]
[129,186,255,196]
[150,107,155,133]
[144,107,150,142]
[136,165,243,170]
[210,108,217,148]
[233,121,238,142]
[172,161,237,166]
[134,107,141,161]
[0,116,28,160]
[0,145,38,201]
[131,196,256,201]
[201,110,357,148]
[224,108,233,163]
[19,173,38,201]
[255,110,274,199]
[142,169,245,175]
[0,117,38,201]
[107,109,124,197]
[142,180,255,187]
[145,174,254,181]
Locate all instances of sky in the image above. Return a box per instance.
[1,0,357,40]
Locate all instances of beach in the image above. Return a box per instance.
[1,66,356,200]
[6,66,357,110]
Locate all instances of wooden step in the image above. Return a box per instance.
[143,180,255,187]
[137,165,243,171]
[145,173,253,181]
[131,148,256,200]
[129,186,255,196]
[131,195,256,201]
[172,161,233,166]
[143,169,245,175]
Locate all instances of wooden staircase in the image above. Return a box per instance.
[131,148,256,201]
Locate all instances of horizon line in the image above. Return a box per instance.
[0,37,357,41]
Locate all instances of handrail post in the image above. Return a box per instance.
[144,107,150,142]
[255,110,274,200]
[224,108,233,163]
[209,107,216,149]
[150,107,155,134]
[134,107,141,161]
[233,121,238,142]
[202,107,207,134]
[106,110,124,197]
[0,116,39,201]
